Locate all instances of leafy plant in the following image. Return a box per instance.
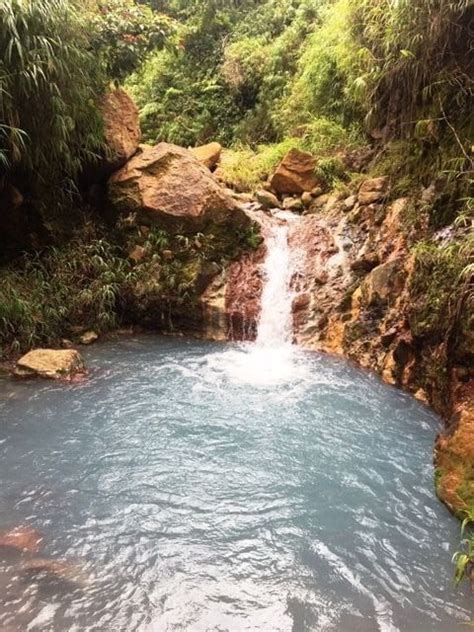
[88,0,178,81]
[0,0,105,191]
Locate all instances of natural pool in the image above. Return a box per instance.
[0,336,471,631]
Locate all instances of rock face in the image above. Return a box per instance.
[189,142,222,170]
[435,379,474,518]
[108,143,250,232]
[15,349,85,380]
[270,149,320,194]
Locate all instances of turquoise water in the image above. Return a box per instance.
[0,336,471,631]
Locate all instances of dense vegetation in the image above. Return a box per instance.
[0,0,471,348]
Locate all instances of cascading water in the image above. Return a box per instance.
[255,216,294,347]
[206,209,305,385]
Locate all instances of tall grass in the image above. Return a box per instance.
[0,0,105,194]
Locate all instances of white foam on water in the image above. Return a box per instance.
[204,210,307,387]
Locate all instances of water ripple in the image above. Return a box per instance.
[0,337,470,631]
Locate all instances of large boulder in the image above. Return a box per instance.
[108,143,250,232]
[14,349,86,380]
[101,88,141,171]
[189,142,222,170]
[270,148,320,194]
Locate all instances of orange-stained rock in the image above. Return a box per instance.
[0,527,43,554]
[358,176,390,205]
[101,88,141,171]
[189,142,222,170]
[435,379,474,517]
[14,349,85,380]
[270,149,321,194]
[108,143,250,232]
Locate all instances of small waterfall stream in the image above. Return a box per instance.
[255,213,295,347]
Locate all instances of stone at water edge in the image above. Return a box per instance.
[189,142,222,170]
[255,189,280,209]
[100,88,141,172]
[270,148,321,194]
[301,191,314,207]
[108,143,250,233]
[79,331,99,346]
[282,197,304,212]
[14,349,86,380]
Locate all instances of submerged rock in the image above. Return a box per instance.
[15,349,86,380]
[0,527,43,555]
[189,141,222,170]
[101,88,141,172]
[108,143,250,232]
[270,148,321,194]
[19,558,90,589]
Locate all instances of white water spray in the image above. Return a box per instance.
[205,210,307,386]
[255,218,294,347]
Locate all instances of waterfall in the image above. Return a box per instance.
[205,209,305,385]
[255,218,294,347]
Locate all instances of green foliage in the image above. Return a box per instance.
[127,0,321,146]
[127,48,241,146]
[218,139,305,191]
[0,0,105,192]
[89,0,178,81]
[453,510,474,586]
[0,237,131,356]
[408,235,473,345]
[0,219,261,356]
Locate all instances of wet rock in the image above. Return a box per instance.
[270,148,321,194]
[189,142,222,170]
[301,191,314,207]
[79,331,99,346]
[358,176,390,205]
[350,252,380,274]
[380,327,398,347]
[0,527,43,555]
[231,191,254,204]
[360,259,403,306]
[108,143,249,233]
[101,88,141,171]
[20,558,89,589]
[256,189,280,209]
[343,195,357,211]
[15,349,86,380]
[282,197,304,212]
